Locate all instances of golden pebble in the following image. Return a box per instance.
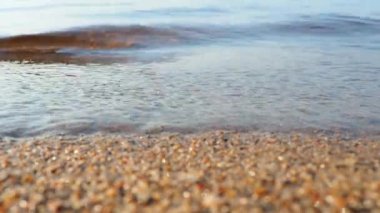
[106,188,117,198]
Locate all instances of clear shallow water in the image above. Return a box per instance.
[0,0,380,137]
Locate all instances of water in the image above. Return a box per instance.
[1,0,380,137]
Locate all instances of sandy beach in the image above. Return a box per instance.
[1,0,380,212]
[0,131,379,212]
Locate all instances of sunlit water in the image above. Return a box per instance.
[0,0,380,137]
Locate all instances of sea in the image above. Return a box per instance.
[0,0,379,138]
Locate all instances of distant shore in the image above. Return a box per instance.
[1,131,380,212]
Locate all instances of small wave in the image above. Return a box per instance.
[1,15,378,52]
[0,25,188,53]
[0,24,226,64]
[1,14,379,64]
[0,25,203,63]
[267,14,380,35]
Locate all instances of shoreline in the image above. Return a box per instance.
[1,130,380,212]
[2,124,380,141]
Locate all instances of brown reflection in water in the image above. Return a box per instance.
[0,26,185,64]
[0,26,181,52]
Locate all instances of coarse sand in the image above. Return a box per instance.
[1,131,380,212]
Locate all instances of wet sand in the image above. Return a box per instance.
[0,131,380,212]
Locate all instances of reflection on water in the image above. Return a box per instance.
[0,0,380,137]
[0,26,184,52]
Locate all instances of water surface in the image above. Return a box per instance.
[1,0,380,137]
